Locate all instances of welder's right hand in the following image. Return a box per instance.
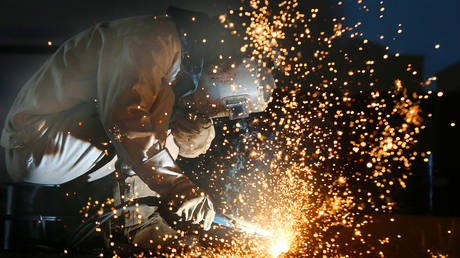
[165,176,215,231]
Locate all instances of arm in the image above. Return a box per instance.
[96,18,183,196]
[96,18,214,229]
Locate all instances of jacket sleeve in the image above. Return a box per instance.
[96,18,186,197]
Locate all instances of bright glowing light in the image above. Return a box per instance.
[270,238,290,257]
[269,230,294,257]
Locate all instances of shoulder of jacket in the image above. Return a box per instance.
[97,16,178,35]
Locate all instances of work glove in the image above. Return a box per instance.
[165,176,215,231]
[170,108,215,159]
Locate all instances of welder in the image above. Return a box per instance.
[1,7,275,248]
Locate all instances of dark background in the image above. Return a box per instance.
[0,0,459,256]
[0,0,459,226]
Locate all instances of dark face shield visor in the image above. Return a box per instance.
[223,95,249,120]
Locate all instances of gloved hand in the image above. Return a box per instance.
[165,176,215,231]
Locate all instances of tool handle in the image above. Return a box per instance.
[212,214,234,228]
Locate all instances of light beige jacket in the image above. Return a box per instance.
[1,16,194,196]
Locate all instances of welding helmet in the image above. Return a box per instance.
[182,58,275,120]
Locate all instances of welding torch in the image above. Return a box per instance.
[70,195,272,248]
[152,196,273,237]
[213,213,273,237]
